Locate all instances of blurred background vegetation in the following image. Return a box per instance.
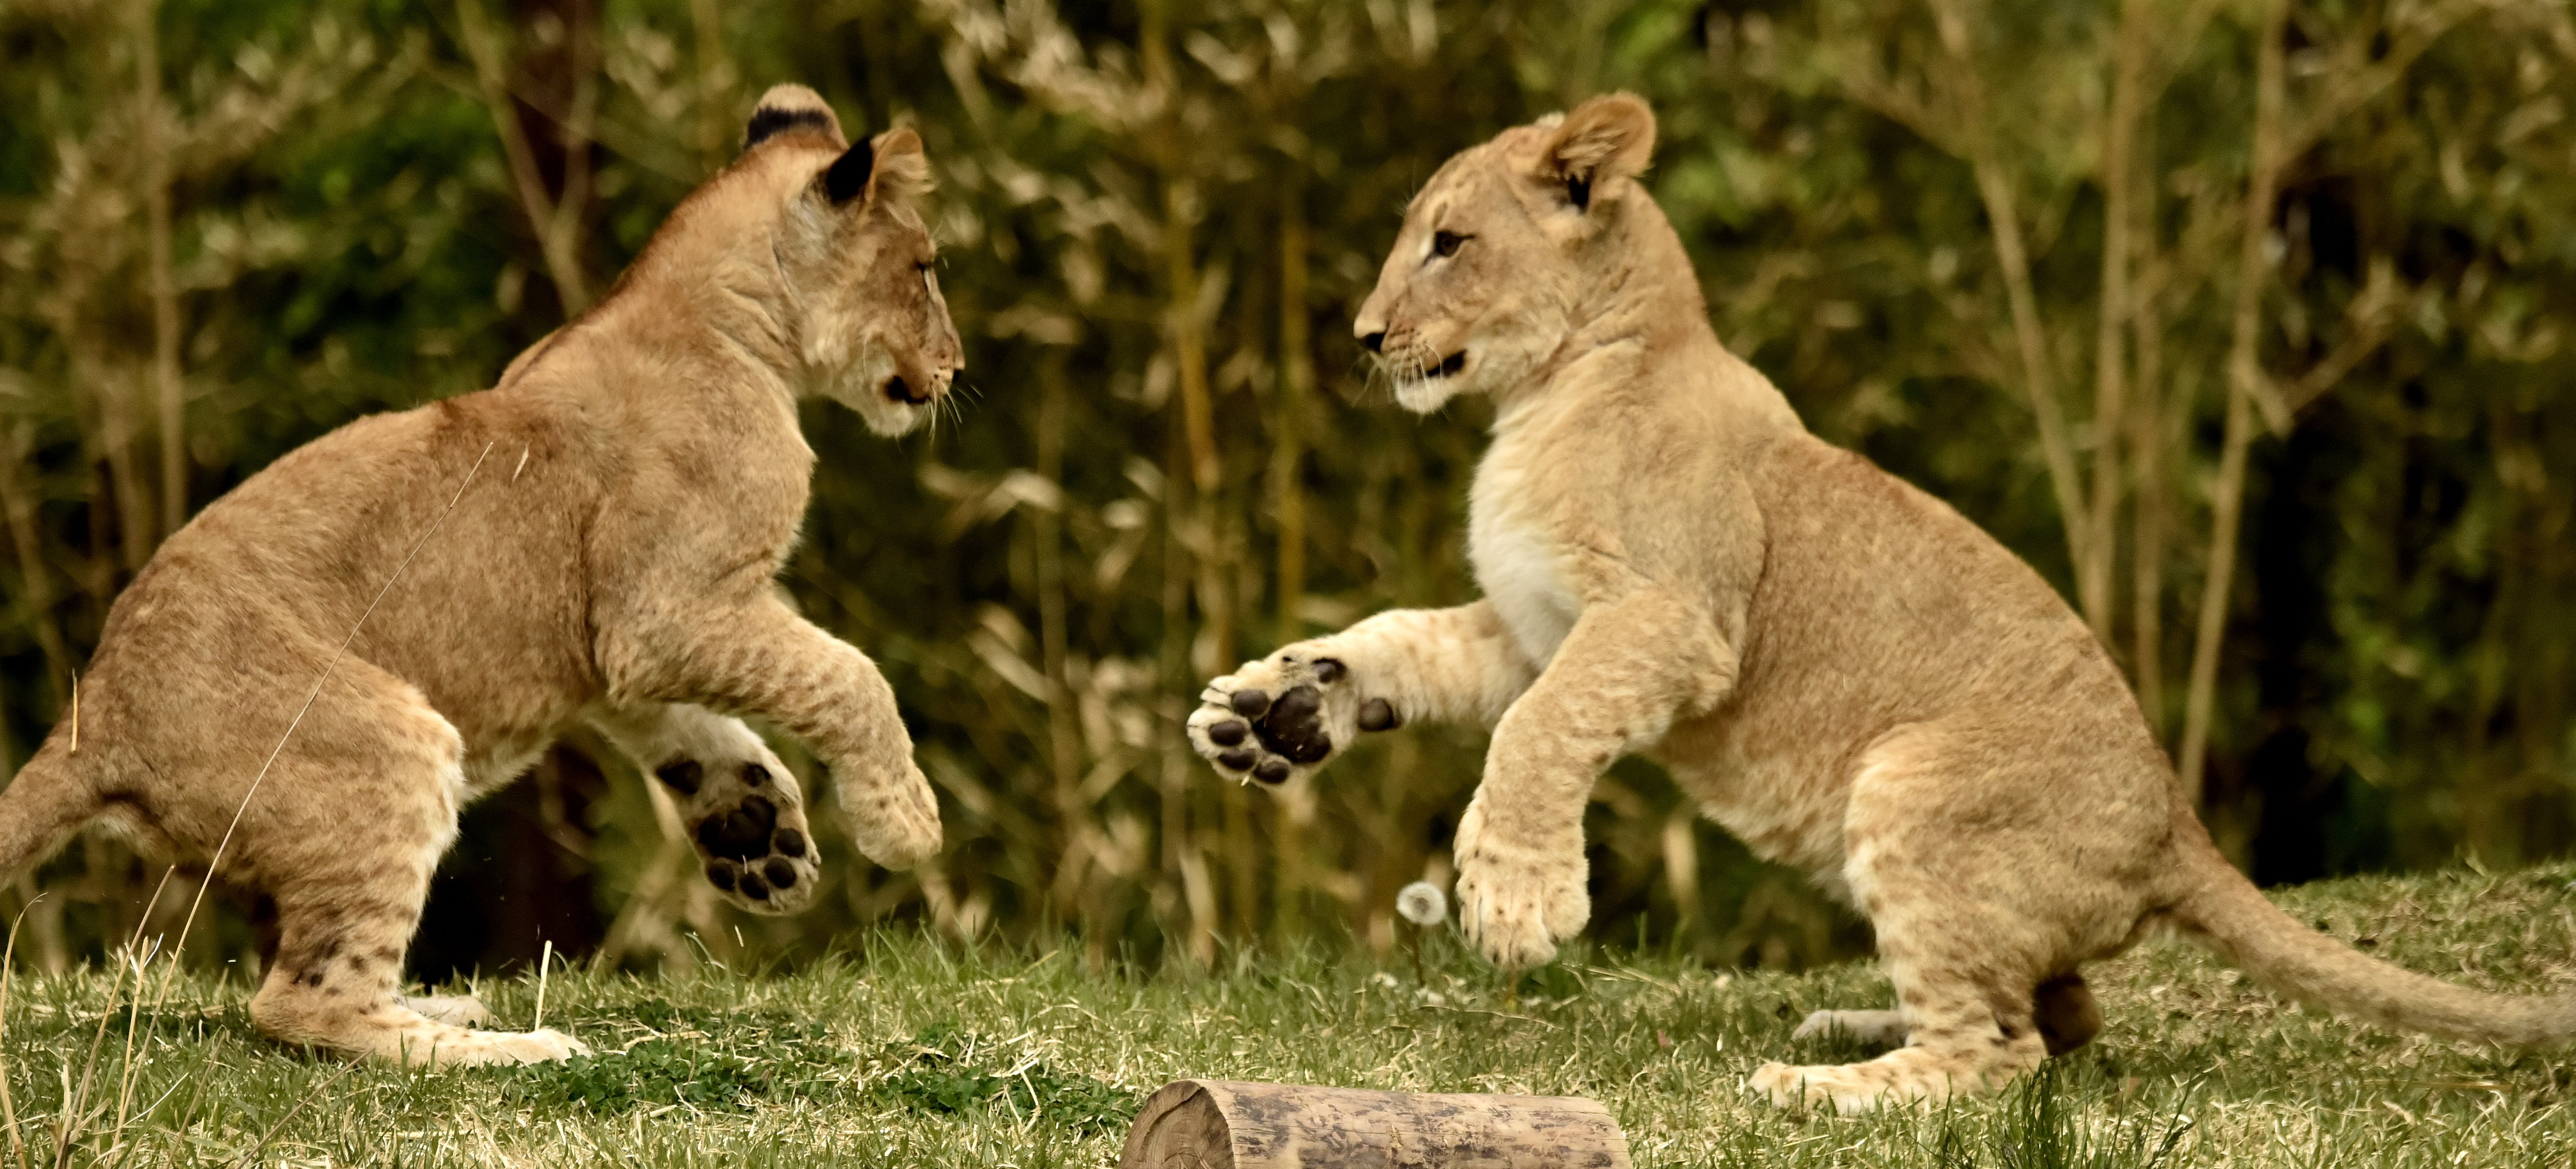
[0,0,2569,982]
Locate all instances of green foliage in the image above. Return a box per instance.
[504,1037,777,1114]
[0,0,2571,979]
[2,867,2575,1165]
[867,1022,1138,1135]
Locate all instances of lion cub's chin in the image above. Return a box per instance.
[815,361,934,436]
[852,395,931,437]
[1394,377,1464,413]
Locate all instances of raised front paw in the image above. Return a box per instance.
[839,756,942,871]
[1452,803,1589,970]
[652,742,821,914]
[1186,647,1403,787]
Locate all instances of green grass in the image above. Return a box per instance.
[6,864,2576,1166]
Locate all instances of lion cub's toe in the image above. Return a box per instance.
[402,994,495,1028]
[1189,650,1397,787]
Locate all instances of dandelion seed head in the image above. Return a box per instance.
[1396,880,1448,927]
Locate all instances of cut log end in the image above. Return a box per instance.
[1119,1079,1634,1169]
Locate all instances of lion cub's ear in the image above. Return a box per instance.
[823,126,931,208]
[1539,92,1656,213]
[744,84,846,151]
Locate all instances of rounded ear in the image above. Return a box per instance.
[1538,93,1656,212]
[825,126,930,208]
[744,84,845,151]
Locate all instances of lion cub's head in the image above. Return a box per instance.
[736,85,963,436]
[1353,94,1658,412]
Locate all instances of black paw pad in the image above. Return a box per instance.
[1251,685,1333,764]
[742,763,769,787]
[1217,748,1256,771]
[1207,720,1248,747]
[696,795,779,861]
[657,761,704,795]
[1359,698,1401,732]
[1231,689,1272,718]
[1314,658,1346,683]
[707,860,738,891]
[774,828,807,858]
[1252,758,1291,785]
[738,869,772,900]
[763,858,798,888]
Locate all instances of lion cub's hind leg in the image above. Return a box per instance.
[1790,1009,1909,1049]
[591,703,820,912]
[244,677,585,1066]
[1789,972,2099,1060]
[1748,735,2067,1113]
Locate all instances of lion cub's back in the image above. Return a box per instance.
[1712,434,2157,782]
[92,389,602,751]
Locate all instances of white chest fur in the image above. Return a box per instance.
[1469,453,1580,666]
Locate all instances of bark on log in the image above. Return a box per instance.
[1118,1079,1634,1169]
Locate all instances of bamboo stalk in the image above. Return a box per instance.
[1274,173,1311,640]
[0,426,74,695]
[135,0,185,541]
[2179,0,2290,805]
[1035,357,1085,927]
[1927,0,2093,597]
[456,0,592,314]
[688,0,733,170]
[2128,263,2168,739]
[2080,0,2152,641]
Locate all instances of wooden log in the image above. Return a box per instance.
[1118,1079,1634,1169]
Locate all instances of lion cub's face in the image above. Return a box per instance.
[1354,95,1657,412]
[744,88,964,437]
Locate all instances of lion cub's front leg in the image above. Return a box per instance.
[1188,602,1538,786]
[610,595,941,871]
[591,703,822,913]
[1454,590,1735,970]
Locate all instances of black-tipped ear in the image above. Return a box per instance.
[823,140,875,205]
[746,106,834,149]
[741,84,844,153]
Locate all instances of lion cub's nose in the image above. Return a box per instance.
[1358,331,1387,353]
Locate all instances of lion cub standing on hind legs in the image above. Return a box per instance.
[0,86,951,1066]
[1188,94,2576,1111]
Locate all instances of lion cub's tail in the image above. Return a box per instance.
[0,739,98,887]
[2174,841,2576,1046]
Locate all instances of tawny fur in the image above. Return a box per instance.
[0,85,955,1066]
[1186,93,2576,1112]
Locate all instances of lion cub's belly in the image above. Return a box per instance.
[1470,512,1579,666]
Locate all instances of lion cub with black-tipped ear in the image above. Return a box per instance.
[0,85,956,1066]
[1188,93,2576,1112]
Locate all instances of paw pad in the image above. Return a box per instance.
[674,756,820,912]
[696,795,778,860]
[656,761,703,795]
[1189,651,1407,787]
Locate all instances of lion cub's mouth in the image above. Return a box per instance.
[884,375,931,405]
[1423,350,1467,379]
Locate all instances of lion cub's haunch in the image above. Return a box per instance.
[0,86,955,1066]
[1188,94,2576,1111]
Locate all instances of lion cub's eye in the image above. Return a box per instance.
[1432,230,1468,258]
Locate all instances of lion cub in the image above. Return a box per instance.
[1188,94,2576,1110]
[0,86,951,1065]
